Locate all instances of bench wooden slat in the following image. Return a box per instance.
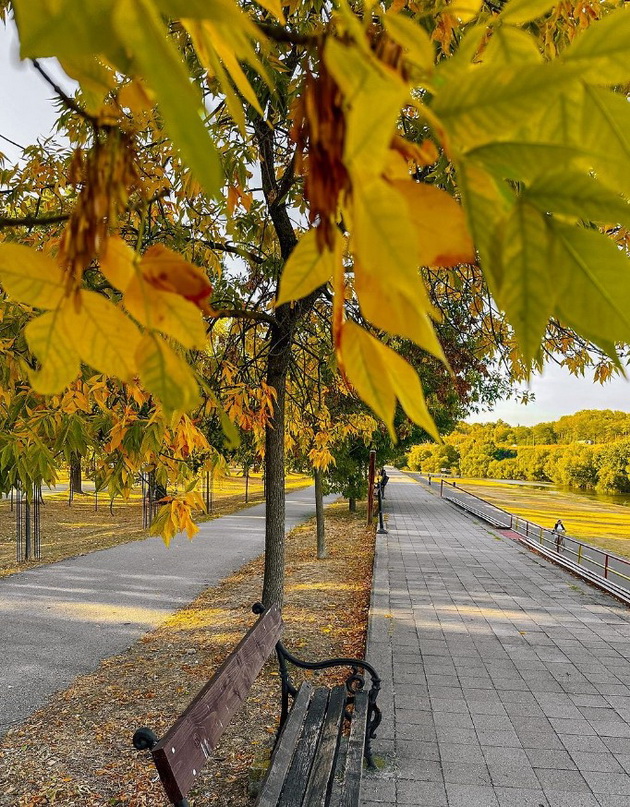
[152,605,283,804]
[340,691,369,807]
[255,682,313,807]
[303,685,346,807]
[277,687,329,807]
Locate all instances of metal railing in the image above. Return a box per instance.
[411,473,630,606]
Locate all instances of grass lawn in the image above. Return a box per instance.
[0,471,311,577]
[455,477,630,560]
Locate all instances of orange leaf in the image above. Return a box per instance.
[140,245,213,313]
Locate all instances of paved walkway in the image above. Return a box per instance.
[362,470,630,807]
[0,485,333,736]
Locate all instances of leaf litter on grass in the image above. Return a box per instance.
[0,502,375,806]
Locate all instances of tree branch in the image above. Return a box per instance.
[210,307,278,327]
[32,61,99,128]
[254,21,319,46]
[0,213,70,229]
[200,238,266,265]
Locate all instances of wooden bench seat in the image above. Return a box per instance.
[133,603,381,807]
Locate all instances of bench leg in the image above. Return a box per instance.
[364,702,382,770]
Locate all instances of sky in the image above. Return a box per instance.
[2,21,630,428]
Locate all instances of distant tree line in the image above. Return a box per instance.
[407,410,630,494]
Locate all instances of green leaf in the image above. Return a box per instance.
[431,61,581,151]
[482,25,543,65]
[551,223,630,352]
[564,5,630,85]
[581,85,630,198]
[13,0,116,58]
[25,308,80,394]
[382,13,435,72]
[113,0,223,197]
[0,244,67,309]
[135,334,200,415]
[464,141,591,183]
[497,200,556,362]
[523,172,630,228]
[455,160,513,294]
[498,0,557,25]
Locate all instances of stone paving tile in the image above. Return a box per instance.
[494,787,550,806]
[359,471,630,806]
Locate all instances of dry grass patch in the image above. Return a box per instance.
[0,502,375,807]
[0,473,311,578]
[455,478,630,559]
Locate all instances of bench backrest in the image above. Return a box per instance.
[152,604,283,804]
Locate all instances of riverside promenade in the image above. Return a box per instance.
[362,470,630,807]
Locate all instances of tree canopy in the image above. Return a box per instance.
[1,0,629,599]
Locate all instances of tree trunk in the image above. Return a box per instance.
[261,323,291,608]
[349,497,357,513]
[314,467,326,559]
[70,452,83,495]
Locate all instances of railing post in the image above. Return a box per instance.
[577,544,582,564]
[525,520,529,537]
[440,478,443,497]
[605,554,609,578]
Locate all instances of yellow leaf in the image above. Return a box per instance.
[449,0,483,23]
[339,321,397,434]
[324,38,409,178]
[354,266,446,361]
[64,291,142,380]
[390,179,475,266]
[124,279,207,348]
[350,176,421,290]
[113,0,223,197]
[59,55,117,115]
[100,236,136,292]
[135,333,200,415]
[253,0,285,22]
[185,20,247,135]
[339,321,439,440]
[482,25,543,66]
[25,308,80,394]
[386,348,440,441]
[276,229,336,305]
[210,29,264,115]
[0,244,67,308]
[118,79,155,114]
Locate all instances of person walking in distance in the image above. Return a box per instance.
[379,467,389,498]
[553,519,566,551]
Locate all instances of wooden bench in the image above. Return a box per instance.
[133,603,382,807]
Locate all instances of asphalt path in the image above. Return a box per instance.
[0,485,334,735]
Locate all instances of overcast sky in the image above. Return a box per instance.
[2,20,630,427]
